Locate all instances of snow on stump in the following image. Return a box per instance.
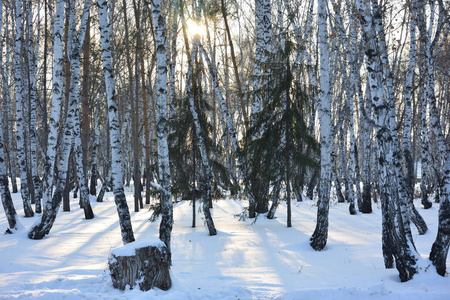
[109,240,171,291]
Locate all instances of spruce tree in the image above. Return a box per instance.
[245,39,318,224]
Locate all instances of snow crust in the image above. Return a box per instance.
[0,183,449,299]
[111,239,165,257]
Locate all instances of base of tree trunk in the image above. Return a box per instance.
[421,196,433,209]
[109,240,171,291]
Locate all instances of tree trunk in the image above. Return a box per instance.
[429,152,450,276]
[69,0,94,219]
[28,0,67,239]
[63,152,73,212]
[310,0,332,251]
[220,0,248,133]
[81,14,90,188]
[267,182,281,220]
[98,0,135,245]
[186,39,217,236]
[14,0,34,218]
[248,0,273,218]
[151,0,174,261]
[357,0,419,281]
[418,1,433,210]
[26,0,41,208]
[132,0,152,206]
[360,86,373,213]
[90,126,99,196]
[0,76,20,231]
[1,8,18,196]
[109,241,171,291]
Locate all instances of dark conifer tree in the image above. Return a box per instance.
[245,38,318,224]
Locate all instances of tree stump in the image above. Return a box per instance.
[109,240,171,291]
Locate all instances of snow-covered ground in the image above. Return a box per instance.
[0,186,449,299]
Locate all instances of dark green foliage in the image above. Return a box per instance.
[169,76,231,201]
[243,39,319,219]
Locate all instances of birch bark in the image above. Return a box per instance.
[151,0,173,260]
[402,0,418,208]
[28,0,65,239]
[2,10,18,195]
[357,0,419,282]
[0,115,19,231]
[26,0,41,208]
[424,2,447,204]
[69,0,94,219]
[248,0,273,217]
[310,0,332,251]
[429,150,450,276]
[14,0,34,218]
[330,0,359,214]
[28,0,95,238]
[98,0,135,245]
[0,1,19,231]
[418,0,433,209]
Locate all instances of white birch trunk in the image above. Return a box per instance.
[251,0,272,118]
[357,0,419,282]
[0,113,20,232]
[98,0,135,245]
[247,0,266,218]
[0,0,20,231]
[69,0,94,219]
[28,0,65,239]
[168,13,178,123]
[398,0,428,234]
[27,0,41,208]
[330,0,360,214]
[418,0,433,209]
[429,150,450,276]
[14,0,34,218]
[151,0,173,260]
[403,0,417,207]
[371,0,426,238]
[423,2,446,203]
[1,9,18,194]
[310,0,332,251]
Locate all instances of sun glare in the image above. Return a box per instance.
[186,19,204,38]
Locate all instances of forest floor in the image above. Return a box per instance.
[0,184,449,299]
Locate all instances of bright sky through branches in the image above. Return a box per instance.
[186,19,204,37]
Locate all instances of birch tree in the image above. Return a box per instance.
[26,0,41,208]
[330,0,359,215]
[247,0,273,217]
[0,0,19,232]
[98,0,135,245]
[28,0,95,238]
[357,0,419,281]
[310,0,333,251]
[2,6,18,195]
[429,150,450,276]
[0,113,19,233]
[151,0,174,260]
[28,0,65,239]
[403,0,418,210]
[424,1,447,205]
[14,0,34,218]
[69,0,94,219]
